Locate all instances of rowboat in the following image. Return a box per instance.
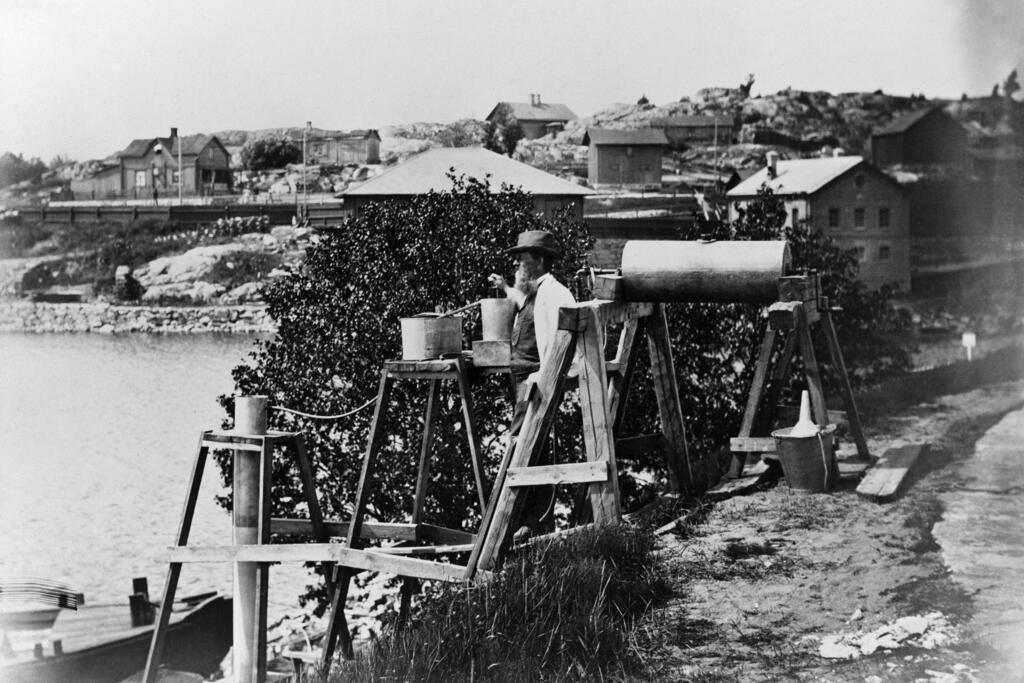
[1,588,231,683]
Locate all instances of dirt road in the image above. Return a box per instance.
[653,380,1024,682]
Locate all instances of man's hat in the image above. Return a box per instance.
[505,230,561,259]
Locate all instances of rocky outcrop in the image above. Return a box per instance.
[0,301,274,334]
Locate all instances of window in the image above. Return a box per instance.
[135,170,147,188]
[855,173,866,189]
[828,207,840,228]
[791,207,800,225]
[626,146,633,156]
[879,207,890,228]
[852,246,866,261]
[172,170,180,183]
[878,245,892,261]
[854,208,865,228]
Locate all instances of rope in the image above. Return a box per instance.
[271,398,376,421]
[817,431,830,491]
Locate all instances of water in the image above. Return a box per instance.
[0,332,315,622]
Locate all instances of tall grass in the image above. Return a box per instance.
[330,524,669,682]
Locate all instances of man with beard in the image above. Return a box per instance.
[488,230,576,536]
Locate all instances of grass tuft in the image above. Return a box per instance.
[329,523,669,682]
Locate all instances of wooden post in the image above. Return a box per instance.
[233,396,268,683]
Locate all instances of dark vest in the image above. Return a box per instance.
[511,293,539,366]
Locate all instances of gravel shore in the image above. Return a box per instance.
[0,300,275,334]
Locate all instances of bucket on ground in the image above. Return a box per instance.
[771,423,838,492]
[400,314,463,360]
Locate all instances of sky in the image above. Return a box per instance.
[2,0,1022,162]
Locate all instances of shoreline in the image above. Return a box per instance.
[0,300,275,334]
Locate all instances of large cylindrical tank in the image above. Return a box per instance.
[620,240,790,304]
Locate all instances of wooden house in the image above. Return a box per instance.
[650,115,737,149]
[337,147,591,219]
[727,153,910,291]
[306,130,381,165]
[486,95,577,139]
[73,129,232,200]
[583,128,668,188]
[871,107,968,167]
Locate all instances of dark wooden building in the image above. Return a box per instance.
[871,107,968,167]
[650,114,737,149]
[486,95,577,139]
[307,130,381,165]
[583,128,667,187]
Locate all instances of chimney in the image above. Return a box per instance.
[170,127,178,139]
[833,147,845,157]
[766,151,778,178]
[530,93,541,106]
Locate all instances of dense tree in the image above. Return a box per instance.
[0,152,47,189]
[239,134,302,171]
[482,104,525,157]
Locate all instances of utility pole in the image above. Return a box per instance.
[302,121,311,221]
[177,127,183,205]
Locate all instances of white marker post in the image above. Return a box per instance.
[233,396,268,682]
[962,331,976,362]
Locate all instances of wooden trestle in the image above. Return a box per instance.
[728,275,870,478]
[145,298,693,681]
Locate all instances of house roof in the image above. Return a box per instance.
[310,129,381,142]
[651,115,735,128]
[583,128,669,146]
[726,156,867,197]
[872,108,941,136]
[487,102,577,123]
[340,147,592,197]
[119,134,221,158]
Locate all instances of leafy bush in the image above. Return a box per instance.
[331,524,669,682]
[240,134,302,171]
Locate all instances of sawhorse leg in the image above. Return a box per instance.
[321,370,394,667]
[646,304,691,492]
[144,433,210,683]
[821,311,870,459]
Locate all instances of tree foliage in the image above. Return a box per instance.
[0,152,47,189]
[483,104,525,157]
[240,134,302,171]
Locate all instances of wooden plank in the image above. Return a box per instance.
[419,524,475,546]
[838,460,872,477]
[290,437,325,543]
[577,308,620,523]
[347,372,395,550]
[270,518,418,541]
[646,304,691,491]
[615,433,665,459]
[506,461,609,487]
[729,326,777,478]
[166,545,469,583]
[384,359,459,374]
[557,300,653,332]
[707,460,773,499]
[373,543,475,556]
[609,317,642,434]
[470,327,577,574]
[856,444,928,502]
[730,436,777,453]
[200,430,300,450]
[794,306,830,426]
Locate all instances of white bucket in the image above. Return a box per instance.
[400,314,463,360]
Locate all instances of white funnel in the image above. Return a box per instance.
[789,390,818,437]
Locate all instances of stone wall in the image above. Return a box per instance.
[0,301,275,334]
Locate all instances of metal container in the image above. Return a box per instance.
[620,240,791,304]
[400,314,463,360]
[771,424,838,492]
[480,298,516,341]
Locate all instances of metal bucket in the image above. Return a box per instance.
[480,298,516,341]
[400,314,463,360]
[771,424,838,492]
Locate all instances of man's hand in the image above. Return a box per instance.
[487,273,507,290]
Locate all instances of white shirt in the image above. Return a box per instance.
[506,272,576,378]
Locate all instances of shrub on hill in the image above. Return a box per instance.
[240,134,302,171]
